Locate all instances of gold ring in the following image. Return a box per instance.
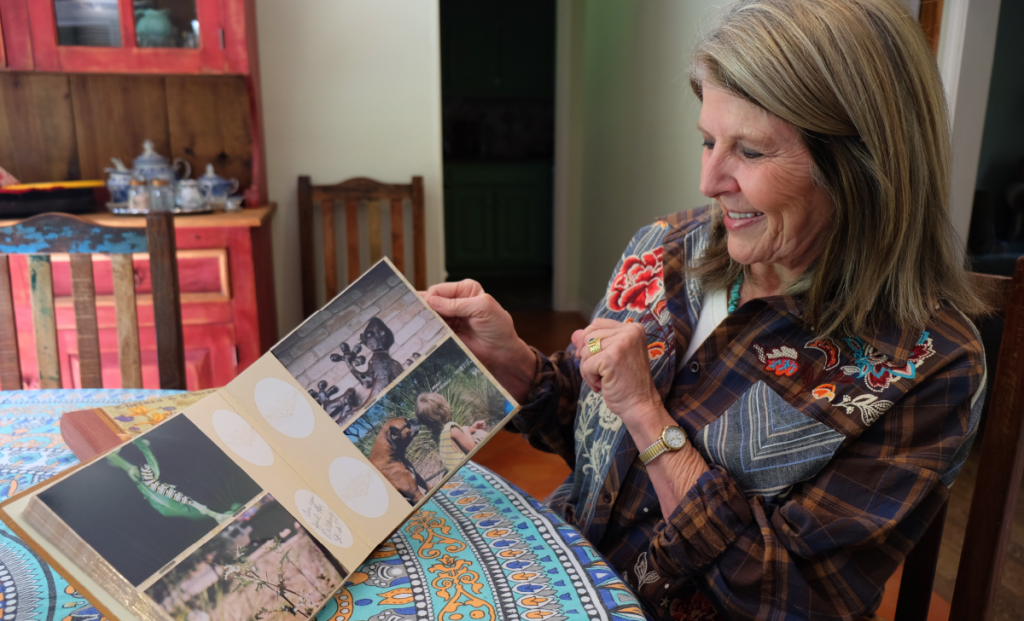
[588,337,602,355]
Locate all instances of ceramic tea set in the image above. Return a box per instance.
[106,140,242,215]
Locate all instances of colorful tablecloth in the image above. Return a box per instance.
[0,390,649,621]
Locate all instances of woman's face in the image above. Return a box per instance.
[698,85,833,274]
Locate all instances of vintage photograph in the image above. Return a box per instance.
[272,260,448,428]
[146,494,345,621]
[36,415,264,587]
[343,337,515,504]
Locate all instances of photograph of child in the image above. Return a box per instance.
[146,494,345,621]
[414,392,488,474]
[271,260,447,428]
[36,415,264,587]
[342,338,515,504]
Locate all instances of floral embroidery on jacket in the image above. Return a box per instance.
[842,332,936,392]
[753,344,800,377]
[608,247,664,312]
[805,338,841,370]
[648,342,666,360]
[835,393,894,426]
[812,384,836,402]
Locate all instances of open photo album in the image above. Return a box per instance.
[0,258,520,621]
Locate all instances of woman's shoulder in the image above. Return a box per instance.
[663,205,715,232]
[851,302,984,372]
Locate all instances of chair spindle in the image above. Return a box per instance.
[69,254,102,388]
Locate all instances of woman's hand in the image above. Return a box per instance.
[575,318,709,518]
[421,280,535,402]
[572,318,664,424]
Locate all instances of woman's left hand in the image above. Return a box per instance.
[572,318,664,424]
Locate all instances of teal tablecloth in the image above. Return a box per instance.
[0,390,648,621]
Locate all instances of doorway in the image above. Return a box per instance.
[439,0,556,310]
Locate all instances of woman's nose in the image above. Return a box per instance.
[700,150,736,198]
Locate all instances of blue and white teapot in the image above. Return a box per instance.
[197,163,239,199]
[133,139,191,182]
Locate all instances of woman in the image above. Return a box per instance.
[424,0,987,618]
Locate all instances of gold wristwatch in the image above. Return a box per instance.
[639,426,687,465]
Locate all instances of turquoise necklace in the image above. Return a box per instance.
[727,272,744,314]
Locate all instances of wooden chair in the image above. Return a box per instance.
[298,175,426,318]
[0,212,185,390]
[894,256,1024,620]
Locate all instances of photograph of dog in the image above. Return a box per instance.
[367,417,429,503]
[271,260,446,428]
[343,338,517,501]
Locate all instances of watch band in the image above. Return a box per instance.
[639,426,687,465]
[639,439,669,465]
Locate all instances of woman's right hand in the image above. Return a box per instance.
[421,280,535,402]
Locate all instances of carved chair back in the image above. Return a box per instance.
[297,175,426,319]
[894,257,1024,620]
[0,212,185,390]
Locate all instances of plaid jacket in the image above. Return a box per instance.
[509,206,986,620]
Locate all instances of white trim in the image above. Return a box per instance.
[938,0,970,123]
[552,0,585,312]
[936,0,1003,251]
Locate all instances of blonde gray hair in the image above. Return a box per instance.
[690,0,986,336]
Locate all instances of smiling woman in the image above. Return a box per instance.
[697,85,833,297]
[421,0,989,619]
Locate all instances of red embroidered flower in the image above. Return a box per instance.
[805,338,840,370]
[608,248,664,312]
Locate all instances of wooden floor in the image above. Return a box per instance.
[473,310,1024,620]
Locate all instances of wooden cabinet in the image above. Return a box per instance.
[0,0,273,386]
[0,0,266,205]
[1,207,278,391]
[0,0,255,74]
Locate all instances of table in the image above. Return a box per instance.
[0,390,649,621]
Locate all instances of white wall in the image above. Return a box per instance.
[553,0,731,314]
[257,0,445,336]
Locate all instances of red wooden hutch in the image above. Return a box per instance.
[0,0,277,390]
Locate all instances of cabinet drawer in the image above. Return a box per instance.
[48,249,231,306]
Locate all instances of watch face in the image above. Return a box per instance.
[664,427,686,449]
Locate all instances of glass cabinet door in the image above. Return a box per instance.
[29,0,230,74]
[53,0,122,47]
[133,0,199,49]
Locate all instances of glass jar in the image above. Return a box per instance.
[127,178,150,214]
[150,178,174,212]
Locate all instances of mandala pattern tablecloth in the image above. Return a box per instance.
[0,390,649,621]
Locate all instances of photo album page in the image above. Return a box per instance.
[0,258,520,621]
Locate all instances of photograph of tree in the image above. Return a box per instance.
[343,337,514,504]
[146,494,345,621]
[271,260,446,428]
[36,415,264,587]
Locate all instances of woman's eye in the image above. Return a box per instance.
[741,149,763,159]
[702,138,715,150]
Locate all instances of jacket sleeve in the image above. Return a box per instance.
[503,346,584,469]
[640,321,985,620]
[504,219,676,472]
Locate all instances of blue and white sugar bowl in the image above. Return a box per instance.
[104,157,133,203]
[133,139,191,182]
[197,163,240,199]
